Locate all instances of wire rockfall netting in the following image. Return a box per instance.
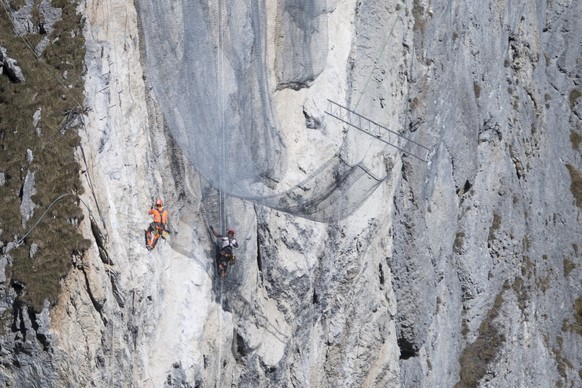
[244,156,384,221]
[136,0,386,222]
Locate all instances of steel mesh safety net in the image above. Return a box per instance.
[136,0,385,222]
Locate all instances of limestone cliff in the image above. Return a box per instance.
[0,0,581,387]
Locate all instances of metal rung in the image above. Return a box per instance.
[324,99,431,162]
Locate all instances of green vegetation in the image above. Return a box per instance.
[0,0,89,311]
[538,274,551,293]
[522,235,530,252]
[566,164,582,208]
[562,297,582,337]
[521,256,534,279]
[571,131,582,151]
[513,194,520,205]
[473,82,481,99]
[569,89,581,110]
[574,297,582,335]
[563,257,575,277]
[553,335,572,384]
[454,231,464,254]
[412,0,426,33]
[512,275,530,312]
[488,211,502,243]
[456,291,506,387]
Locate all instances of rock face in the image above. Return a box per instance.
[392,2,582,387]
[0,0,581,387]
[274,0,330,90]
[0,47,25,82]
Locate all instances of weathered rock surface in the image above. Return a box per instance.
[0,46,25,83]
[0,0,580,387]
[274,0,331,90]
[19,170,36,228]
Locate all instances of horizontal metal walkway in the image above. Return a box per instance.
[324,99,431,162]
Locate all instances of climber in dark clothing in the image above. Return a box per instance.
[210,226,238,278]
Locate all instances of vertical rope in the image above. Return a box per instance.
[218,0,227,236]
[215,2,226,387]
[99,0,115,384]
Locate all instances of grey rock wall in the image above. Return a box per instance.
[392,0,582,386]
[274,0,331,90]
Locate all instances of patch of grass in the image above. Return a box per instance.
[0,1,89,311]
[488,211,502,243]
[8,0,25,11]
[51,0,70,9]
[522,235,530,252]
[512,96,520,110]
[553,335,572,383]
[454,231,464,254]
[538,272,551,293]
[521,256,534,279]
[565,164,582,208]
[574,297,582,335]
[513,275,530,312]
[563,257,575,277]
[456,291,506,387]
[412,0,426,33]
[473,82,481,99]
[569,89,581,110]
[513,194,520,204]
[571,131,582,151]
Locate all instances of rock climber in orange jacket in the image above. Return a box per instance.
[145,198,169,250]
[149,198,168,227]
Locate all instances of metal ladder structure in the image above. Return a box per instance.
[324,99,431,163]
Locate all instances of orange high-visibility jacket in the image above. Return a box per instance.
[148,207,168,225]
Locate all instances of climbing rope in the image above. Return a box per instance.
[101,0,122,381]
[216,279,224,387]
[10,193,72,249]
[217,0,228,236]
[215,1,227,386]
